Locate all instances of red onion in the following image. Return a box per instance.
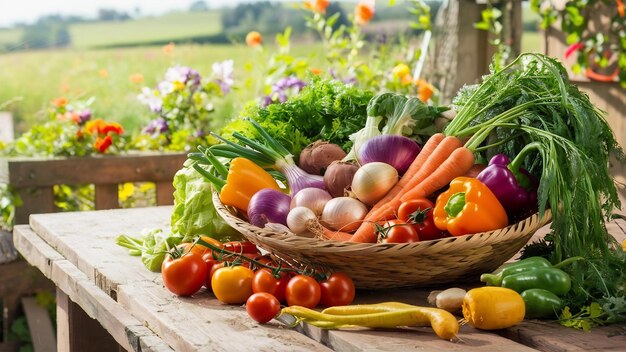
[358,135,421,175]
[247,189,291,227]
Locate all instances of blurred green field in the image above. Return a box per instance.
[0,43,323,133]
[71,12,222,49]
[0,12,222,50]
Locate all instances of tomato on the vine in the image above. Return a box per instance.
[319,273,355,307]
[398,199,444,241]
[202,252,223,290]
[161,251,207,296]
[252,268,289,302]
[378,219,419,243]
[285,275,321,308]
[246,293,281,323]
[211,265,254,304]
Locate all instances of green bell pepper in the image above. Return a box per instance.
[481,256,553,286]
[521,288,563,319]
[502,267,571,296]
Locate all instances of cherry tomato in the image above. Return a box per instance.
[246,293,281,323]
[398,199,444,241]
[252,269,289,302]
[319,273,355,307]
[161,251,207,296]
[211,265,255,304]
[378,219,419,243]
[285,275,321,308]
[223,241,259,254]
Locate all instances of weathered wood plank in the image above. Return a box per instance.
[0,152,186,187]
[13,226,174,352]
[155,181,174,206]
[21,297,56,352]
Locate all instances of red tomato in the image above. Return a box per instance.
[211,265,255,304]
[246,293,281,323]
[285,275,321,308]
[252,269,289,302]
[202,252,223,290]
[223,241,259,254]
[161,251,207,296]
[319,273,355,307]
[378,219,419,243]
[398,199,444,241]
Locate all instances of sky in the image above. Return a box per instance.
[0,0,263,27]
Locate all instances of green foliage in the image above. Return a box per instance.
[222,77,374,155]
[116,228,182,272]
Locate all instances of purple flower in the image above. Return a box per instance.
[212,60,234,94]
[329,69,357,85]
[142,118,169,135]
[165,65,202,86]
[77,109,91,125]
[261,75,307,107]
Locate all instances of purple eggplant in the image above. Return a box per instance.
[476,153,538,222]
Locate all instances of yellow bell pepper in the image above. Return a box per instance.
[433,177,508,236]
[220,157,280,213]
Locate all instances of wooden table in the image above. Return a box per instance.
[12,207,626,351]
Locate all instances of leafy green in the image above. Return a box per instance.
[171,161,242,243]
[116,228,181,272]
[220,77,374,155]
[445,53,626,326]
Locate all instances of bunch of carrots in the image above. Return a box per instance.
[323,133,475,242]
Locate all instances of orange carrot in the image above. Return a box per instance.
[400,147,476,202]
[348,133,453,243]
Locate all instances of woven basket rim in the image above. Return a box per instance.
[213,191,553,252]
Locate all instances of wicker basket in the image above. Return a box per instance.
[213,192,552,289]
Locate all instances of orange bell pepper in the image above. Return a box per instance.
[433,177,508,236]
[220,157,281,213]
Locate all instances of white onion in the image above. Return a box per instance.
[351,162,398,206]
[290,188,332,216]
[287,206,323,237]
[321,197,368,232]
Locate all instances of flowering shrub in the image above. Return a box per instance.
[132,61,235,151]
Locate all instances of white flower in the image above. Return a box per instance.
[137,87,162,112]
[212,60,234,94]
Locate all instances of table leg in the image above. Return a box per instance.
[56,288,122,352]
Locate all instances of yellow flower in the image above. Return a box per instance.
[119,183,135,202]
[98,69,109,79]
[622,239,626,251]
[129,73,144,84]
[392,64,411,79]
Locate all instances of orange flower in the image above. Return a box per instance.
[401,73,414,85]
[246,31,262,47]
[162,42,175,54]
[129,73,144,84]
[67,112,81,124]
[51,97,68,108]
[416,79,434,102]
[94,135,113,153]
[355,1,375,25]
[304,0,330,13]
[98,69,109,79]
[85,119,106,134]
[309,67,323,75]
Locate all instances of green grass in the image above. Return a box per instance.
[70,12,222,49]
